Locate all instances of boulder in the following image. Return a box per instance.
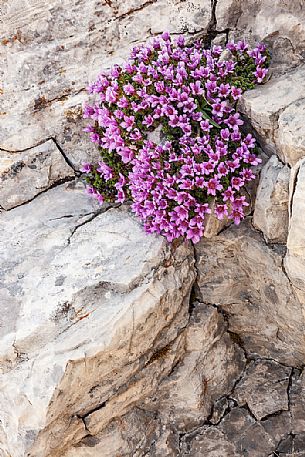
[253,155,290,243]
[63,302,245,456]
[225,0,305,74]
[0,181,195,457]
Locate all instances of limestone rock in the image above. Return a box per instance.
[61,302,245,456]
[277,99,305,166]
[290,369,305,434]
[219,408,275,456]
[239,65,305,165]
[233,359,291,420]
[285,159,305,294]
[0,181,195,457]
[195,220,305,366]
[253,155,290,243]
[0,139,75,210]
[141,303,245,431]
[0,0,212,168]
[184,427,238,457]
[226,0,305,75]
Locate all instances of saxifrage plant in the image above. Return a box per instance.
[81,33,269,243]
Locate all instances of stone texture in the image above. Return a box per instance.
[285,159,305,295]
[140,303,245,431]
[64,302,245,455]
[233,359,291,420]
[219,408,275,457]
[0,139,75,209]
[277,99,305,166]
[225,0,305,75]
[195,220,305,366]
[0,0,214,168]
[253,155,290,243]
[239,65,305,165]
[290,369,305,435]
[184,427,238,457]
[0,181,195,457]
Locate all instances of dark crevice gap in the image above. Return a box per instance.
[66,204,120,245]
[51,137,80,175]
[4,175,76,211]
[115,0,158,21]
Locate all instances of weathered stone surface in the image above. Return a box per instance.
[0,139,75,209]
[141,303,245,431]
[219,408,275,456]
[290,369,305,434]
[0,0,213,168]
[195,220,305,366]
[285,159,305,296]
[0,181,195,457]
[226,0,305,75]
[184,427,238,457]
[239,66,305,165]
[277,99,305,166]
[61,302,245,456]
[233,359,291,420]
[253,155,290,243]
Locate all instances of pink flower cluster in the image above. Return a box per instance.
[82,33,269,243]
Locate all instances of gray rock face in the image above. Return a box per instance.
[195,221,305,367]
[0,139,75,210]
[239,65,305,166]
[0,181,195,456]
[233,359,291,420]
[0,0,214,168]
[2,1,305,456]
[253,155,290,243]
[285,159,305,297]
[222,0,305,75]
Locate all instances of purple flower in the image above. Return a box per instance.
[83,33,268,244]
[80,162,92,173]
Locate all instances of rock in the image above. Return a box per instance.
[61,302,245,456]
[219,408,275,457]
[233,359,291,420]
[0,139,75,210]
[195,220,305,367]
[261,411,292,446]
[285,159,305,296]
[0,181,195,457]
[0,0,212,168]
[253,155,290,243]
[239,65,305,165]
[226,0,305,75]
[290,369,305,434]
[140,303,245,432]
[184,427,238,457]
[277,99,305,166]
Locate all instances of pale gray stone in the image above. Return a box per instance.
[0,139,74,209]
[285,159,305,297]
[0,182,195,457]
[239,66,305,165]
[253,155,290,243]
[226,0,305,75]
[0,0,212,168]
